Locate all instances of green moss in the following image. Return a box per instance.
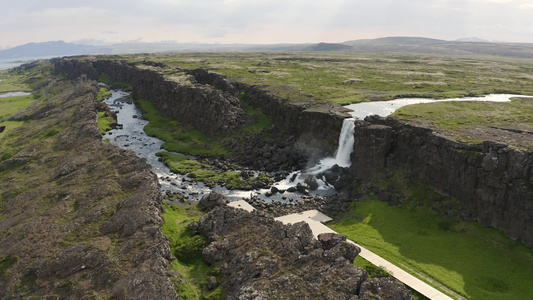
[98,72,112,84]
[0,148,16,162]
[238,91,274,132]
[156,152,203,173]
[43,127,60,138]
[161,202,222,299]
[157,151,273,189]
[173,235,209,262]
[0,255,17,280]
[97,111,117,134]
[354,256,392,279]
[60,231,78,247]
[96,87,112,102]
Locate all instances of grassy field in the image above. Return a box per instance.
[330,198,533,300]
[0,71,35,120]
[96,52,533,105]
[392,97,533,149]
[0,95,34,120]
[0,73,31,93]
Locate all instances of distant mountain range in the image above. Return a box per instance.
[0,41,112,59]
[2,37,533,60]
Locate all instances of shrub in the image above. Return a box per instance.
[173,235,208,263]
[365,264,392,279]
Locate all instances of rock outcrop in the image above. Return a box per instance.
[0,77,177,299]
[54,58,250,137]
[350,116,533,247]
[191,193,412,299]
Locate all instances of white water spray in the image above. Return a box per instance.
[333,118,356,167]
[305,118,355,175]
[273,118,356,192]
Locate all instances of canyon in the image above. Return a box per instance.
[2,54,531,299]
[54,56,533,248]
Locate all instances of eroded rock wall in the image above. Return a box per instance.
[53,58,350,158]
[0,78,177,299]
[189,68,351,155]
[351,116,533,247]
[55,58,249,137]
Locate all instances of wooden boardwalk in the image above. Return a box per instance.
[275,210,454,300]
[228,201,453,300]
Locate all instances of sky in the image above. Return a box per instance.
[1,0,533,49]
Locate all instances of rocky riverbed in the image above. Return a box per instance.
[101,87,352,204]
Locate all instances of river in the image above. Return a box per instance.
[344,94,532,119]
[101,88,341,202]
[0,91,32,98]
[101,89,532,202]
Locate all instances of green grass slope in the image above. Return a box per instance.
[330,197,533,300]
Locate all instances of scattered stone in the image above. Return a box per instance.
[304,176,319,191]
[207,276,219,290]
[198,191,227,212]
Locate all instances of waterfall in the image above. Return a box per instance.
[304,118,355,175]
[271,118,356,193]
[333,118,355,167]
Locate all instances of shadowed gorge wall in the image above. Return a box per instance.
[350,116,533,247]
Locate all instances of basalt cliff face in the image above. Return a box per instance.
[351,116,533,247]
[53,58,350,164]
[0,78,177,299]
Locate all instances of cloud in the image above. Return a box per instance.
[520,3,533,9]
[1,0,533,48]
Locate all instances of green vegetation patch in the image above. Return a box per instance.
[156,151,273,190]
[137,99,230,156]
[238,92,274,132]
[392,97,533,148]
[330,197,533,300]
[96,111,117,134]
[161,201,225,299]
[96,87,112,102]
[0,121,25,138]
[354,256,392,279]
[0,73,31,93]
[156,152,203,173]
[0,95,35,120]
[109,52,533,105]
[0,255,17,280]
